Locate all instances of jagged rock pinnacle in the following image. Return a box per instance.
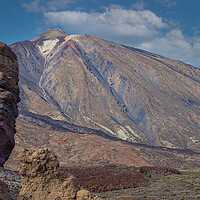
[18,148,101,200]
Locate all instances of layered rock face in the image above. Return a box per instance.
[0,42,20,166]
[18,148,100,200]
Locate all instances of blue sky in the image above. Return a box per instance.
[1,0,200,67]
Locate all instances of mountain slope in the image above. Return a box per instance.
[11,29,200,150]
[5,28,200,169]
[8,28,200,168]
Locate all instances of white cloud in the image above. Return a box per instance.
[46,0,74,11]
[139,30,200,67]
[131,0,146,10]
[156,0,177,8]
[35,5,199,68]
[44,7,168,45]
[23,0,41,12]
[22,0,74,12]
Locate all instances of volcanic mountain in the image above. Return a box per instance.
[7,28,200,168]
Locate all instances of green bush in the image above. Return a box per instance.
[139,167,144,174]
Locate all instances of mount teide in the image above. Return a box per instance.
[8,28,200,168]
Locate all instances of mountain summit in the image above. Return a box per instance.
[31,28,69,42]
[8,29,200,168]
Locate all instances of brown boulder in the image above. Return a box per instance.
[18,148,101,200]
[76,190,100,200]
[0,42,20,166]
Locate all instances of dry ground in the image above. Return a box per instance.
[96,169,200,200]
[1,166,200,200]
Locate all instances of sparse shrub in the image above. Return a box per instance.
[139,167,144,174]
[188,183,194,188]
[170,193,176,196]
[196,195,200,199]
[195,187,200,191]
[64,165,149,193]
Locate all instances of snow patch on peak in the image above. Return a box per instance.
[38,39,59,56]
[38,35,80,57]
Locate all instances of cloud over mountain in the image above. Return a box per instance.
[21,1,200,68]
[44,7,168,45]
[139,29,200,67]
[43,6,200,67]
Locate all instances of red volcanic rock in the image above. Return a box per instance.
[0,42,17,62]
[0,42,19,166]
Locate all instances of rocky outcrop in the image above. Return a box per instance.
[18,148,101,200]
[0,179,12,200]
[0,42,20,166]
